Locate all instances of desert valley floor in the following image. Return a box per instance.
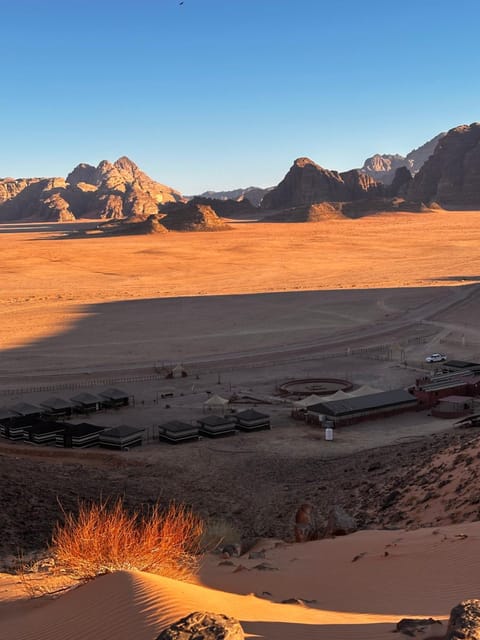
[1,210,480,640]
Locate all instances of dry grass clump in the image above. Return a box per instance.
[50,499,204,581]
[200,517,241,552]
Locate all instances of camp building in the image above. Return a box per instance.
[307,389,418,427]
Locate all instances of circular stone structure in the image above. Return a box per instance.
[278,377,353,397]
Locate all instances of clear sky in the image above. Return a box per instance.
[1,0,479,194]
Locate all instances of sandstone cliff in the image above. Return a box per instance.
[407,123,480,208]
[0,157,183,222]
[261,157,382,210]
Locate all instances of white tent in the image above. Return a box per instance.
[293,394,325,408]
[320,389,352,402]
[171,364,187,378]
[203,394,229,415]
[348,385,382,397]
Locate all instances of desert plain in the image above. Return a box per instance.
[1,210,480,640]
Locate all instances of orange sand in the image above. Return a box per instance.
[1,522,479,640]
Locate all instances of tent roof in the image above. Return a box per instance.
[308,389,417,417]
[294,394,325,408]
[203,394,229,406]
[348,385,382,397]
[236,409,270,420]
[318,390,352,402]
[438,395,474,403]
[198,415,236,426]
[99,388,129,400]
[102,425,144,437]
[40,397,74,410]
[71,392,101,404]
[9,402,42,416]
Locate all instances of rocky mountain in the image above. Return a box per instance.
[0,157,183,222]
[407,122,480,208]
[261,157,382,210]
[196,186,271,207]
[360,132,446,184]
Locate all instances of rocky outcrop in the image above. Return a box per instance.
[264,202,344,222]
[261,158,382,210]
[446,600,480,640]
[78,214,168,237]
[395,618,443,637]
[324,505,357,537]
[0,178,71,221]
[161,202,232,231]
[406,132,446,173]
[388,166,413,197]
[0,178,44,204]
[294,503,317,542]
[0,156,184,222]
[38,192,75,221]
[157,612,244,640]
[407,123,480,208]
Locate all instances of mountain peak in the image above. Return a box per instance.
[294,157,319,169]
[114,156,140,174]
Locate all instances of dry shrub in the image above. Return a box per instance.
[50,498,204,581]
[200,517,241,552]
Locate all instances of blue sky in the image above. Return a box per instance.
[1,0,479,193]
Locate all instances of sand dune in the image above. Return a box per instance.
[1,522,479,640]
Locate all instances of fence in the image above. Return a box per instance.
[0,333,430,396]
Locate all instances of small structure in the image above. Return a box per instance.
[99,388,130,408]
[307,389,418,427]
[57,423,105,448]
[0,408,20,438]
[442,360,480,373]
[158,420,199,443]
[9,402,42,420]
[6,403,43,439]
[158,387,175,399]
[197,415,237,437]
[70,392,102,413]
[40,397,74,419]
[99,425,143,450]
[431,395,476,419]
[414,374,480,409]
[25,421,66,446]
[203,394,229,416]
[235,409,270,431]
[166,364,188,379]
[291,394,325,420]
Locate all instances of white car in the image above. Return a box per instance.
[425,353,447,363]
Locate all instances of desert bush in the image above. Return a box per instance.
[50,498,204,581]
[200,516,241,552]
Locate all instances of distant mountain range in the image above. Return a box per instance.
[191,132,447,202]
[359,132,446,185]
[1,123,480,226]
[193,186,273,207]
